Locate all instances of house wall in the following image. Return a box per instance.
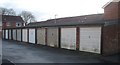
[104,2,120,20]
[2,22,24,29]
[102,24,119,55]
[2,22,6,29]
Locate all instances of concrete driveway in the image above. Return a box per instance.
[2,39,117,64]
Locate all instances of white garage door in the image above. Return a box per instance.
[17,29,21,41]
[13,29,16,40]
[2,30,4,38]
[37,28,46,45]
[61,28,76,50]
[47,28,58,47]
[80,27,101,54]
[5,30,8,39]
[22,29,28,42]
[9,30,11,40]
[29,29,35,44]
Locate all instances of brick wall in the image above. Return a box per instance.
[104,2,120,20]
[2,22,6,29]
[102,24,119,55]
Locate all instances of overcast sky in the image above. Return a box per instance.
[0,0,110,22]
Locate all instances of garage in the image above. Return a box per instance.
[13,29,16,40]
[37,28,46,45]
[47,28,58,47]
[79,27,101,54]
[17,29,21,41]
[2,30,4,39]
[22,29,28,42]
[61,28,76,50]
[29,29,35,44]
[5,30,8,39]
[9,29,12,40]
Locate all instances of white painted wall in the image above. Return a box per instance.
[80,27,101,54]
[61,28,76,50]
[29,29,35,44]
[5,30,8,39]
[22,29,28,42]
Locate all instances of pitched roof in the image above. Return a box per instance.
[102,0,120,8]
[2,15,24,22]
[27,14,104,27]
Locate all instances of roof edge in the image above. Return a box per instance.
[102,0,120,9]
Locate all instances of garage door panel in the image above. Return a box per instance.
[13,29,16,40]
[17,29,21,41]
[9,30,11,39]
[2,30,4,38]
[37,28,45,45]
[22,29,28,42]
[80,27,101,54]
[47,28,58,47]
[29,29,35,44]
[5,30,8,39]
[61,28,76,50]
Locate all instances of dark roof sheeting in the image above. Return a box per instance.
[2,15,24,22]
[28,14,104,27]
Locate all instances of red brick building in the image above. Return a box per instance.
[2,15,24,29]
[102,1,120,55]
[103,1,120,20]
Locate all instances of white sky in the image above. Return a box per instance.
[0,0,110,22]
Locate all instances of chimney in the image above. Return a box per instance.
[103,0,120,20]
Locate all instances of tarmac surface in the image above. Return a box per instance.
[2,39,119,64]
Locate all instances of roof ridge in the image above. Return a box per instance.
[47,13,103,21]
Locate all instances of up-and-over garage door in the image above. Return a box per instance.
[22,29,28,42]
[2,30,4,38]
[5,30,8,39]
[29,29,35,44]
[37,28,46,45]
[17,29,21,41]
[61,28,76,50]
[13,29,16,40]
[79,27,101,54]
[47,28,58,47]
[9,29,12,40]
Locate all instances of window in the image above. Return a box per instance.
[16,22,22,27]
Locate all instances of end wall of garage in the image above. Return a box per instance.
[102,24,119,55]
